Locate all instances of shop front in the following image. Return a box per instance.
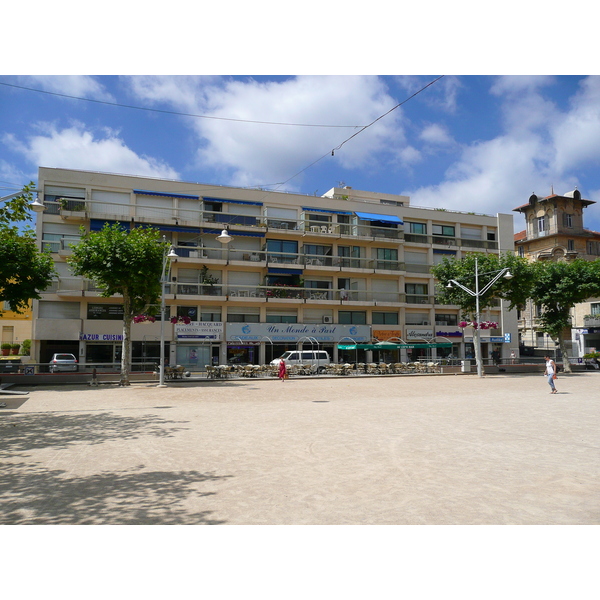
[226,323,371,365]
[174,322,223,370]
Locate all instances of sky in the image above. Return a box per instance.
[3,73,600,234]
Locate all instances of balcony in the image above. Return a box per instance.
[583,316,600,327]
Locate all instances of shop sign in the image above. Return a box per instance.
[175,322,224,340]
[80,333,123,341]
[226,323,371,343]
[489,337,505,343]
[373,330,402,341]
[405,329,434,341]
[436,330,463,337]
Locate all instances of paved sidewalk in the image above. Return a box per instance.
[1,373,598,524]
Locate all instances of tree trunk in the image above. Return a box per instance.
[120,292,132,386]
[558,334,572,374]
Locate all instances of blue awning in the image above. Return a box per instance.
[268,267,303,275]
[302,206,352,215]
[202,196,263,206]
[355,211,403,224]
[90,219,131,231]
[134,189,200,200]
[202,228,265,238]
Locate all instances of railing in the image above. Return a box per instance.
[403,232,497,249]
[583,317,600,327]
[41,235,81,254]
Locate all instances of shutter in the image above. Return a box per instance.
[38,301,80,319]
[91,190,130,217]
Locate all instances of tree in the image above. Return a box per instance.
[0,183,55,315]
[530,259,600,373]
[431,252,533,375]
[68,223,170,385]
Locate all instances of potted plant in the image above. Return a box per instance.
[1,343,11,356]
[20,339,31,356]
[11,343,20,355]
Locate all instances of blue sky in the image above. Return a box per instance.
[3,7,600,235]
[3,75,600,234]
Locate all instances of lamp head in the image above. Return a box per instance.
[167,247,178,258]
[446,282,453,288]
[216,229,232,244]
[503,271,513,279]
[29,198,46,213]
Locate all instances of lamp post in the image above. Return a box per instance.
[158,242,178,388]
[446,257,513,378]
[1,189,45,212]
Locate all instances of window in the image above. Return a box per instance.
[87,304,125,320]
[518,246,525,257]
[372,312,399,325]
[408,222,427,235]
[567,239,575,252]
[39,301,80,319]
[227,311,260,323]
[376,248,398,269]
[588,241,600,255]
[432,224,455,237]
[537,216,546,233]
[590,303,600,316]
[563,213,573,228]
[266,310,297,323]
[460,227,481,240]
[406,283,429,304]
[338,311,366,324]
[267,239,298,262]
[405,312,429,325]
[177,306,198,320]
[487,231,496,241]
[200,310,221,322]
[435,314,458,326]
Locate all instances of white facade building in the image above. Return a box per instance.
[32,167,518,369]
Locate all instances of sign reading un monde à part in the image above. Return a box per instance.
[226,323,371,343]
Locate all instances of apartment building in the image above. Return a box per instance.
[513,188,600,357]
[32,167,518,369]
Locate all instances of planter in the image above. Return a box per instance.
[1,349,9,356]
[11,349,19,355]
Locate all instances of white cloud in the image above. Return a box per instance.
[551,76,600,172]
[125,75,406,188]
[18,75,115,101]
[419,123,454,146]
[4,122,179,180]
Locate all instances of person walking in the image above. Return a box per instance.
[278,360,287,382]
[544,355,558,394]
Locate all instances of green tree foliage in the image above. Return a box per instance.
[431,252,532,317]
[0,182,55,315]
[530,259,600,372]
[68,223,170,385]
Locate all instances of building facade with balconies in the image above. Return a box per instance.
[32,167,518,369]
[513,189,600,357]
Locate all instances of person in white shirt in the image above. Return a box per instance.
[544,355,558,394]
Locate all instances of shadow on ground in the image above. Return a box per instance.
[1,411,231,524]
[0,411,188,456]
[0,464,230,524]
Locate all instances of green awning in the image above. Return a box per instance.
[338,343,452,350]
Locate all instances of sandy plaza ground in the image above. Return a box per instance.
[1,371,598,526]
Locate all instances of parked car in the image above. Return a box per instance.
[49,353,78,373]
[270,350,331,373]
[0,357,21,373]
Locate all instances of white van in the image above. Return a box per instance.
[271,350,331,373]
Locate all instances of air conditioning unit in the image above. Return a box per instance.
[323,316,333,324]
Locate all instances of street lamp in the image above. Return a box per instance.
[446,257,513,378]
[1,189,45,212]
[158,242,178,388]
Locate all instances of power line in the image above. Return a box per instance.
[274,75,446,190]
[0,81,364,129]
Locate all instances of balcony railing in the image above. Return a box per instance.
[174,246,409,272]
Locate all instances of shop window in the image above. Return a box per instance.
[177,306,198,320]
[87,303,124,320]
